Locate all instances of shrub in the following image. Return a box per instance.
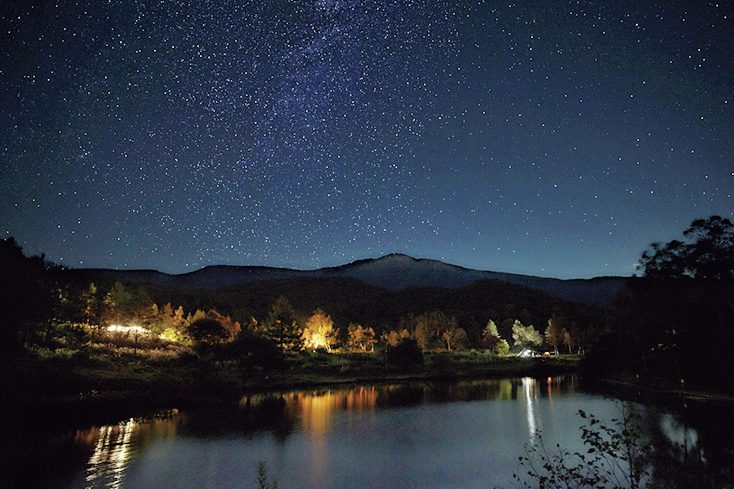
[386,338,423,369]
[188,318,229,352]
[225,333,284,370]
[515,406,652,488]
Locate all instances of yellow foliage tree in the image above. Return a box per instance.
[347,323,377,352]
[302,309,338,351]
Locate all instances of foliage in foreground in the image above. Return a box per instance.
[515,403,731,489]
[256,462,279,489]
[515,406,650,489]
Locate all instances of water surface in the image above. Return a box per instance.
[6,376,732,488]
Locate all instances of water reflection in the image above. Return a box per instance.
[32,375,734,489]
[522,377,539,443]
[74,410,181,488]
[238,375,573,436]
[84,418,135,488]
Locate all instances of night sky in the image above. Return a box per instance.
[1,1,732,278]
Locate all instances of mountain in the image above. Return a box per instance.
[64,253,627,304]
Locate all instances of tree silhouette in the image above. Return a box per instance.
[599,216,734,387]
[0,238,53,349]
[263,296,302,351]
[639,215,734,279]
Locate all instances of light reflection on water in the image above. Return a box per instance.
[54,376,727,489]
[75,410,182,488]
[523,376,538,443]
[73,377,576,488]
[84,419,135,488]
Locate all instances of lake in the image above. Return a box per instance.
[5,376,733,488]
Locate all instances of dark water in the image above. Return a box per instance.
[5,376,734,488]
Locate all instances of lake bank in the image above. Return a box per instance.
[591,372,734,407]
[0,350,580,429]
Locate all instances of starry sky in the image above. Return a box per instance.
[1,1,732,278]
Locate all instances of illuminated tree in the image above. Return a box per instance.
[481,319,503,352]
[441,327,469,351]
[158,302,175,333]
[143,303,160,332]
[544,317,563,354]
[101,281,134,325]
[207,309,241,339]
[512,320,543,349]
[412,310,457,350]
[302,308,338,351]
[382,330,400,348]
[347,323,377,352]
[562,327,575,354]
[158,304,189,343]
[187,309,207,326]
[174,306,185,326]
[263,296,302,351]
[495,338,511,355]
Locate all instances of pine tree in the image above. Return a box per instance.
[264,296,303,351]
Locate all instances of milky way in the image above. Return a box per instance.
[1,1,732,277]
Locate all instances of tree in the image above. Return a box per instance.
[481,319,505,353]
[605,216,734,387]
[639,215,734,279]
[562,327,576,354]
[80,283,102,328]
[347,323,376,352]
[188,318,229,348]
[495,338,511,355]
[570,323,586,355]
[512,320,543,349]
[385,338,423,369]
[143,303,160,331]
[544,317,563,354]
[263,296,302,351]
[158,304,189,344]
[302,309,338,351]
[382,330,401,348]
[0,237,53,349]
[412,310,458,350]
[207,309,241,339]
[225,331,284,371]
[441,327,469,351]
[101,282,134,325]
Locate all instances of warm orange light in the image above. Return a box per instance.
[107,324,149,335]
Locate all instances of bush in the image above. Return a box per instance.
[515,406,652,488]
[188,318,229,352]
[386,338,423,369]
[225,333,284,370]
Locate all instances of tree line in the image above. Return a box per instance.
[28,271,592,355]
[3,214,731,389]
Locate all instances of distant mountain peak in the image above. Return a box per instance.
[67,253,628,304]
[374,253,417,262]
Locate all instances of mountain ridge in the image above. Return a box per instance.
[64,253,628,304]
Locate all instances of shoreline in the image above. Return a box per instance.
[1,354,578,430]
[588,375,734,407]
